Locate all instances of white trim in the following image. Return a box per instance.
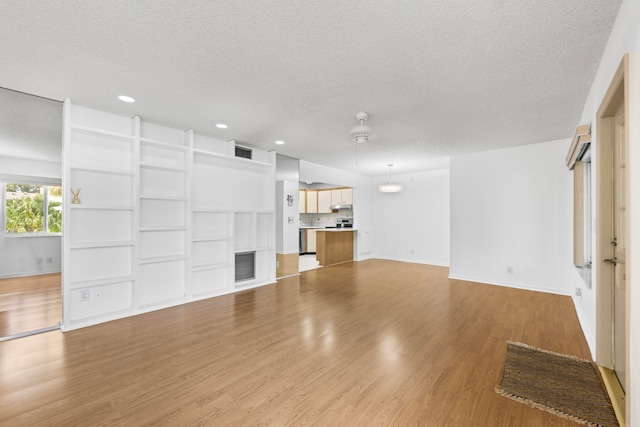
[0,269,61,279]
[0,175,61,186]
[447,273,572,297]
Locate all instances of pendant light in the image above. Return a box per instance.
[378,164,403,193]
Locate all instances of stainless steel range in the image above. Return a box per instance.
[335,218,353,228]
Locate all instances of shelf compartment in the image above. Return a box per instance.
[69,209,133,245]
[69,280,133,322]
[68,246,133,284]
[69,131,133,171]
[192,239,228,267]
[140,167,186,199]
[139,199,186,228]
[192,211,231,240]
[234,212,254,250]
[140,121,186,148]
[139,260,186,306]
[139,229,186,260]
[140,143,187,171]
[192,266,229,295]
[69,169,133,207]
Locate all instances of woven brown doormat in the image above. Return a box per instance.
[496,341,619,427]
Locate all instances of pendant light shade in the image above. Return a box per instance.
[379,164,403,193]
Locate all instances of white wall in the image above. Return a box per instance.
[0,235,61,278]
[450,140,583,297]
[372,168,450,266]
[276,180,300,254]
[577,1,640,422]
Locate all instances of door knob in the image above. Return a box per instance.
[604,257,618,265]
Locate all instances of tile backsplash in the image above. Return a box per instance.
[299,210,353,227]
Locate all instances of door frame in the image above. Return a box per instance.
[595,54,631,412]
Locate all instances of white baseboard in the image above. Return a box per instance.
[374,255,449,267]
[447,273,572,297]
[0,269,61,279]
[571,296,596,359]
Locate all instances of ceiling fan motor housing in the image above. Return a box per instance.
[350,112,371,144]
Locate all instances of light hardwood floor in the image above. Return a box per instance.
[0,273,61,337]
[0,261,591,426]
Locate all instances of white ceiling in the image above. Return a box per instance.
[0,1,622,176]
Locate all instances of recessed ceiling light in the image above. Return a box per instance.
[216,123,228,129]
[118,95,135,103]
[275,140,285,145]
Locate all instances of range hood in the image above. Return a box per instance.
[329,203,352,210]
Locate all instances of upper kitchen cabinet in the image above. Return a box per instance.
[317,190,332,213]
[331,188,353,205]
[306,190,318,213]
[299,190,306,213]
[318,188,353,213]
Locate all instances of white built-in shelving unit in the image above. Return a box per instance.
[63,104,137,323]
[137,121,190,308]
[62,100,276,330]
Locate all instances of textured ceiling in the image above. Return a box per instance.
[0,1,622,176]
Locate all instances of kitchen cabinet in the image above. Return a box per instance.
[317,190,332,213]
[306,190,318,213]
[307,229,317,252]
[299,190,306,213]
[331,188,353,205]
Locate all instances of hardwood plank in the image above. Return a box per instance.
[0,273,61,337]
[0,261,591,426]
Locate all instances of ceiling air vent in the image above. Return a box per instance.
[235,145,252,160]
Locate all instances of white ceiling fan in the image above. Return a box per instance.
[350,112,373,165]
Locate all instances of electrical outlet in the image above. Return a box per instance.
[575,287,582,297]
[80,290,90,301]
[506,266,514,274]
[410,249,414,255]
[276,260,280,268]
[47,257,53,264]
[36,258,43,265]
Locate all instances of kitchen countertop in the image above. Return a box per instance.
[314,228,356,232]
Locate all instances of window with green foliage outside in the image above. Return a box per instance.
[5,183,62,234]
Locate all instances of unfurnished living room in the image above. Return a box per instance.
[0,1,638,426]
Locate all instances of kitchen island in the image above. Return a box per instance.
[315,229,355,266]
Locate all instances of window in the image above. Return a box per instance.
[4,183,62,234]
